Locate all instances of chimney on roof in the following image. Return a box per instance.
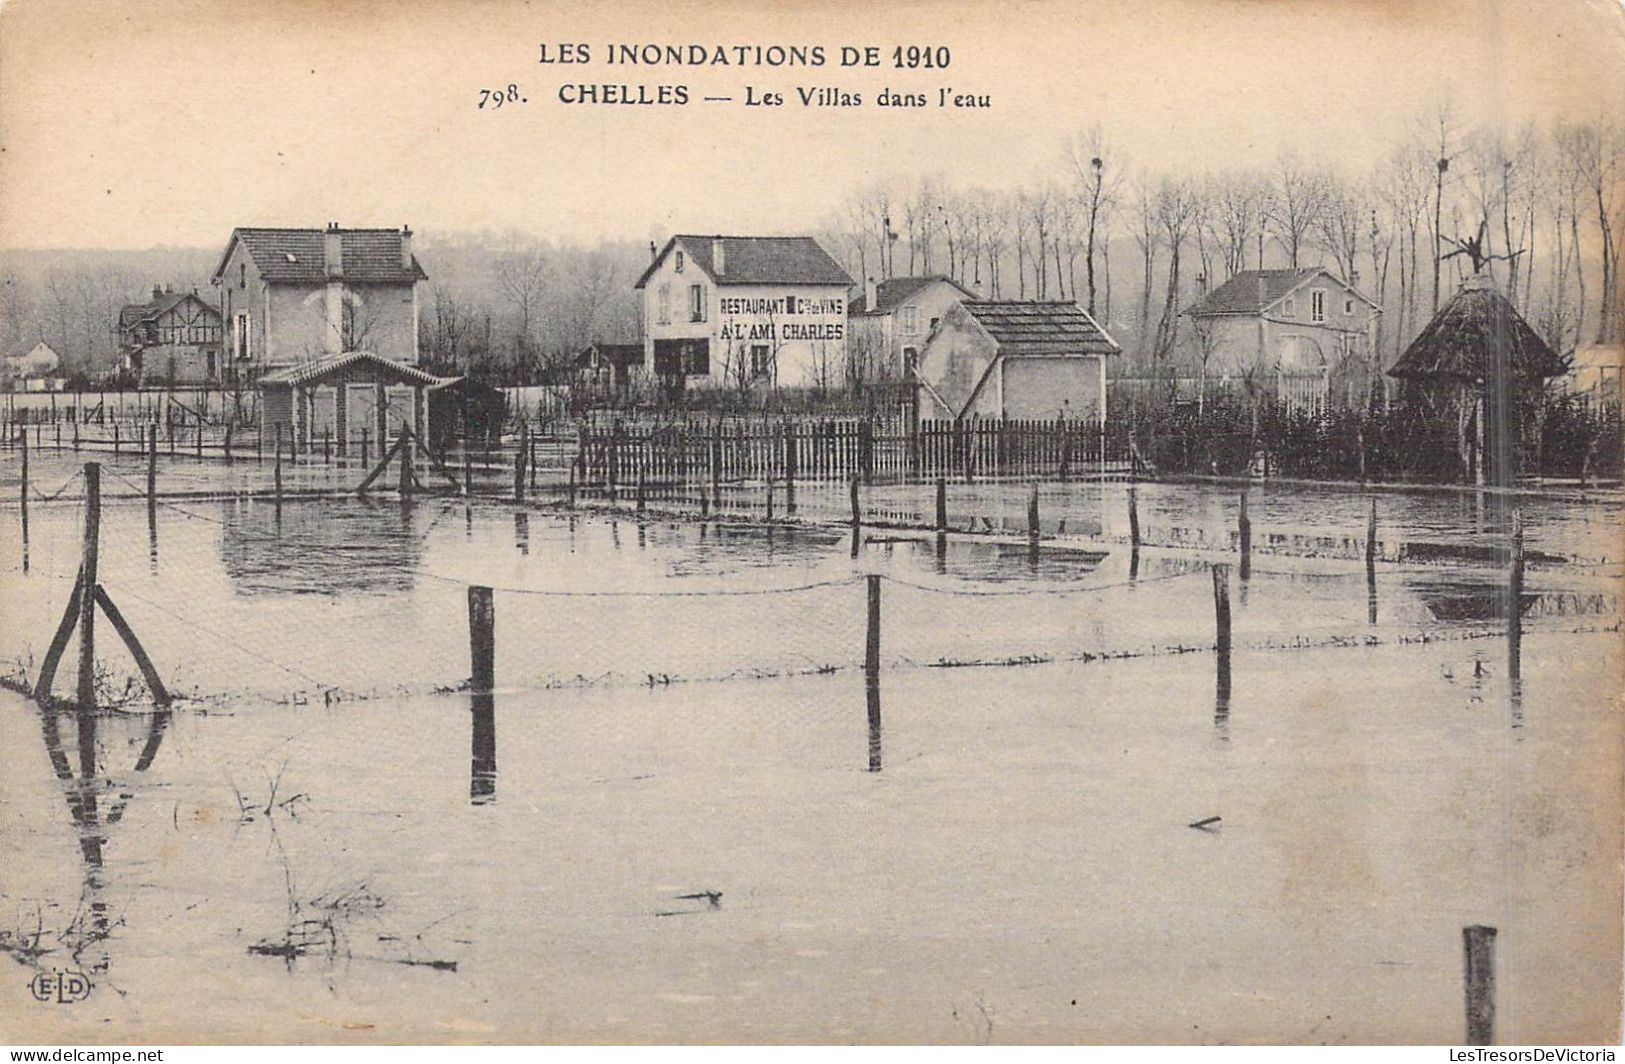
[865,275,879,311]
[400,225,413,271]
[1257,274,1267,309]
[649,241,658,262]
[1350,269,1360,290]
[713,236,726,276]
[165,283,173,294]
[152,285,163,300]
[325,222,343,278]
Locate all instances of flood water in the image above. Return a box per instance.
[1,451,1620,1043]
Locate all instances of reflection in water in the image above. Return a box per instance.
[471,693,497,804]
[148,502,159,575]
[514,511,529,556]
[220,498,427,596]
[35,703,170,976]
[867,683,882,772]
[1129,545,1140,583]
[934,532,947,575]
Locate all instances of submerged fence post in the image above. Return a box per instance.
[1238,492,1251,580]
[764,476,773,523]
[866,574,882,773]
[1366,498,1379,625]
[77,463,101,711]
[514,423,527,504]
[935,476,948,532]
[1028,483,1040,542]
[274,424,284,505]
[1463,925,1497,1045]
[1508,510,1524,683]
[468,585,495,694]
[1212,562,1232,705]
[147,424,158,505]
[1128,484,1141,548]
[18,426,28,568]
[849,472,861,530]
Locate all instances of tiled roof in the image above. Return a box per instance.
[850,275,976,315]
[1187,269,1324,315]
[961,301,1120,357]
[634,235,852,288]
[118,290,211,328]
[213,227,428,285]
[1388,276,1567,382]
[258,351,447,387]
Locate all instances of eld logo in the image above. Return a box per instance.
[29,969,92,1004]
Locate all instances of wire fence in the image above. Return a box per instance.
[1,462,1618,713]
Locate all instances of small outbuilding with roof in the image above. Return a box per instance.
[914,301,1122,422]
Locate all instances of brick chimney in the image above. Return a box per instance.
[324,222,344,355]
[712,236,726,276]
[324,222,343,278]
[400,225,413,271]
[152,285,163,300]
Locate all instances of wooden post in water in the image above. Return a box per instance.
[529,432,538,492]
[273,424,283,505]
[400,428,415,497]
[1238,492,1251,580]
[865,574,882,773]
[168,420,175,457]
[73,417,80,451]
[361,426,371,465]
[147,425,158,505]
[1027,484,1040,542]
[514,423,527,504]
[849,472,861,530]
[468,585,495,694]
[18,426,28,568]
[1212,562,1232,705]
[1128,484,1141,548]
[77,463,101,711]
[1463,925,1497,1045]
[1366,498,1379,625]
[764,476,774,523]
[324,428,331,464]
[463,437,473,497]
[113,423,120,455]
[1508,510,1524,682]
[784,424,797,514]
[224,422,233,462]
[935,476,948,532]
[195,421,203,459]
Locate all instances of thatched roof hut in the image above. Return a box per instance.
[1388,274,1568,383]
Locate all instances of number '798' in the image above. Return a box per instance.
[478,85,523,108]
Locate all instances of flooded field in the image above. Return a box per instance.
[1,451,1620,1043]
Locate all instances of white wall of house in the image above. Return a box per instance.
[641,253,848,388]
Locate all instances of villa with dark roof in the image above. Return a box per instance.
[210,224,431,447]
[117,285,224,385]
[633,235,853,391]
[848,275,979,382]
[915,301,1122,421]
[1185,267,1379,413]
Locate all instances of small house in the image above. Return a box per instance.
[1185,268,1380,413]
[3,340,62,389]
[576,341,645,397]
[633,235,853,392]
[915,301,1121,422]
[117,286,225,385]
[848,275,979,382]
[1561,344,1623,413]
[257,351,448,453]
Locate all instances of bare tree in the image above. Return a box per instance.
[1266,152,1331,268]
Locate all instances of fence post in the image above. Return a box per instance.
[274,424,283,505]
[1238,492,1251,580]
[463,436,473,497]
[1366,498,1378,625]
[196,421,203,459]
[1508,510,1523,682]
[1027,483,1040,543]
[935,476,947,532]
[18,426,28,567]
[866,573,882,773]
[1463,925,1497,1045]
[147,424,158,505]
[73,417,80,451]
[468,585,495,694]
[77,463,101,711]
[784,424,797,515]
[765,476,774,523]
[1128,484,1141,548]
[224,422,233,462]
[362,426,371,465]
[113,423,120,455]
[400,428,415,497]
[1212,562,1232,701]
[514,423,527,504]
[849,472,861,530]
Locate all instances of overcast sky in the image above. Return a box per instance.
[1,0,1621,251]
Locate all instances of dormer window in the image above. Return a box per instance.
[675,251,685,273]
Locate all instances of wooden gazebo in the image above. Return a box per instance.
[257,351,452,455]
[1388,274,1568,484]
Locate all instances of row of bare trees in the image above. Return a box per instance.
[820,108,1624,380]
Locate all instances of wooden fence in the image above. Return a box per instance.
[574,417,1132,487]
